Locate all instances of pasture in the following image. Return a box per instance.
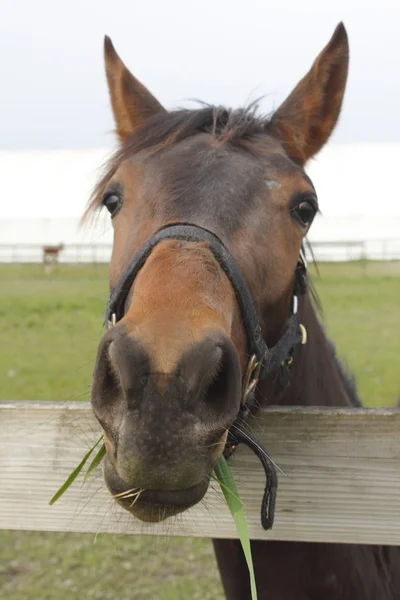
[0,261,399,600]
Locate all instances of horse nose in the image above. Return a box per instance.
[91,327,242,429]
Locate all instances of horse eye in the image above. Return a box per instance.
[102,193,122,217]
[292,201,316,227]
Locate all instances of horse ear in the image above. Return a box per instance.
[104,36,165,142]
[269,23,349,165]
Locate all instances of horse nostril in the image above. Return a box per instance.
[105,341,121,389]
[91,328,150,418]
[181,332,241,421]
[203,346,233,407]
[108,339,116,364]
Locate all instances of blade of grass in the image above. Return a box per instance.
[49,436,103,505]
[51,437,258,600]
[214,455,258,600]
[210,473,246,506]
[83,443,106,484]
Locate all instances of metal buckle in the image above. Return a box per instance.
[299,323,307,345]
[107,313,117,330]
[242,354,261,406]
[292,295,298,315]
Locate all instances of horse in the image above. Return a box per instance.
[87,23,400,599]
[42,243,64,273]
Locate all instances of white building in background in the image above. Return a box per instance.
[0,144,399,261]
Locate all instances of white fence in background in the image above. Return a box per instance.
[307,239,400,262]
[0,243,112,264]
[0,239,400,263]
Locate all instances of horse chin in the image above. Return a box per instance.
[115,479,210,522]
[123,502,192,523]
[103,459,210,522]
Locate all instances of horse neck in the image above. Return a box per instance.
[258,292,356,408]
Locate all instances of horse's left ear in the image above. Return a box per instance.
[269,22,349,165]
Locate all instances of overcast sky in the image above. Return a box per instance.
[1,0,399,149]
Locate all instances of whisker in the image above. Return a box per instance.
[129,489,144,508]
[121,491,143,501]
[113,487,140,499]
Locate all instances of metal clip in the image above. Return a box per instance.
[107,313,117,330]
[242,354,261,406]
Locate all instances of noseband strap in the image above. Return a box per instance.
[105,223,305,384]
[105,222,308,531]
[106,223,270,371]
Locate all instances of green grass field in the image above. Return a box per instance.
[0,262,399,599]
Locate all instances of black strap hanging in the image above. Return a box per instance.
[224,403,277,531]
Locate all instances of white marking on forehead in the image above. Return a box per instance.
[266,180,280,190]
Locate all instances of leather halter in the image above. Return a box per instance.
[105,223,308,530]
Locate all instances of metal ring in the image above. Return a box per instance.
[241,355,261,405]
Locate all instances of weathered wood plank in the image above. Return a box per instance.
[1,401,399,544]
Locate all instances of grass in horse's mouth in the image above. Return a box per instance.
[113,487,142,499]
[111,481,207,509]
[49,437,259,599]
[113,487,144,508]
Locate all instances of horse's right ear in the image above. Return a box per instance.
[104,36,165,143]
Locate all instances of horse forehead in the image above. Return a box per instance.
[156,138,301,190]
[135,136,298,223]
[157,134,260,177]
[118,133,299,189]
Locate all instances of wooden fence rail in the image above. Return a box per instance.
[1,401,399,545]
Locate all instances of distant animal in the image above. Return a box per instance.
[42,244,64,271]
[86,22,400,599]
